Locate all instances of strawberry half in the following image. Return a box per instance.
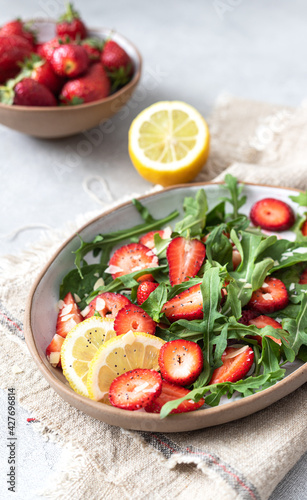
[299,269,307,285]
[56,292,83,338]
[145,380,205,414]
[301,219,307,237]
[137,281,159,305]
[139,229,168,250]
[85,292,131,319]
[209,346,254,385]
[250,198,295,231]
[162,283,203,322]
[108,243,159,280]
[114,304,156,336]
[46,334,64,368]
[248,277,289,314]
[166,236,206,286]
[158,339,203,386]
[109,369,162,410]
[248,315,283,346]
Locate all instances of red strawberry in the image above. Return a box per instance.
[85,292,131,319]
[137,281,159,305]
[167,237,206,286]
[238,308,258,325]
[108,242,159,280]
[299,269,307,285]
[19,55,64,95]
[250,198,295,231]
[0,19,36,45]
[60,63,111,104]
[101,40,133,90]
[38,36,71,62]
[210,346,254,385]
[248,277,289,314]
[248,315,283,346]
[136,274,156,283]
[162,283,203,322]
[12,78,57,106]
[114,304,156,336]
[56,2,87,40]
[51,44,89,78]
[0,35,32,83]
[46,334,64,368]
[82,38,104,62]
[139,230,168,250]
[158,339,203,386]
[145,380,205,414]
[301,219,307,236]
[109,369,162,410]
[56,292,83,338]
[232,249,241,270]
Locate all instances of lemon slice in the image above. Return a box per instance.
[61,317,116,397]
[87,331,165,402]
[128,101,210,187]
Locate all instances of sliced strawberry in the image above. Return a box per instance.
[109,369,162,410]
[248,277,289,314]
[136,273,155,283]
[85,292,131,319]
[238,309,258,325]
[248,315,283,346]
[158,339,203,386]
[56,292,83,338]
[167,237,206,286]
[301,219,307,236]
[209,346,254,385]
[46,334,64,368]
[108,243,159,280]
[250,198,295,231]
[137,281,159,305]
[162,283,203,322]
[114,304,156,336]
[299,269,307,285]
[139,230,167,250]
[232,249,241,270]
[145,380,205,414]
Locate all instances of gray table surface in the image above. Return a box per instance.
[0,0,306,498]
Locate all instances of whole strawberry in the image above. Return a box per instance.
[0,35,32,83]
[56,3,87,40]
[82,38,104,63]
[0,78,57,106]
[51,44,89,78]
[101,40,133,90]
[20,54,64,95]
[0,19,36,45]
[38,36,71,62]
[60,63,110,104]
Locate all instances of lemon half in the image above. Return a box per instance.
[87,331,165,402]
[61,317,116,397]
[128,101,210,186]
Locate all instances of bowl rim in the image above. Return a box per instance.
[24,181,307,428]
[0,22,142,112]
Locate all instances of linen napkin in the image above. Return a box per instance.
[1,94,306,500]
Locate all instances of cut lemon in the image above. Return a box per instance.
[87,331,165,402]
[61,317,116,397]
[128,101,210,187]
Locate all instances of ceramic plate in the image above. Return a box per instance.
[24,182,307,432]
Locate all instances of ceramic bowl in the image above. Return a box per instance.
[24,182,307,432]
[0,21,142,138]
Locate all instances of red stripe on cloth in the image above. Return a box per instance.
[0,311,24,333]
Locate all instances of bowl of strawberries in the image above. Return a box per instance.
[0,3,141,138]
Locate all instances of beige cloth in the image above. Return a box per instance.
[0,94,307,500]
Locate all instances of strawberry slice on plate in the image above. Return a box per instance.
[114,304,156,335]
[158,339,203,386]
[56,292,83,338]
[250,198,295,231]
[85,292,131,319]
[210,346,254,385]
[248,315,283,346]
[137,281,159,305]
[139,229,169,250]
[145,380,205,414]
[248,277,289,314]
[167,236,206,286]
[109,369,162,410]
[299,269,307,285]
[301,219,307,236]
[108,243,159,280]
[46,334,64,368]
[162,283,203,322]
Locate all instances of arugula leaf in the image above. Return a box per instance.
[297,345,307,362]
[282,293,307,355]
[220,174,247,219]
[132,198,155,223]
[174,189,208,237]
[289,191,307,207]
[60,263,105,309]
[260,239,307,272]
[206,201,225,227]
[205,224,233,267]
[141,282,168,322]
